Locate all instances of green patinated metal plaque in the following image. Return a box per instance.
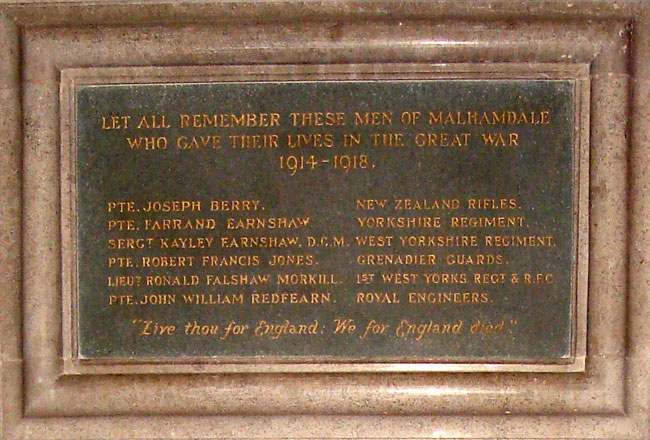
[70,75,582,366]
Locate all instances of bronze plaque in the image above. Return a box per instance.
[61,65,588,372]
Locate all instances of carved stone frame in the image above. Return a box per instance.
[1,2,648,439]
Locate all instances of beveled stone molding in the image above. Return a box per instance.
[24,22,614,416]
[1,1,648,439]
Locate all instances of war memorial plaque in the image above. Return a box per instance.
[61,65,588,372]
[5,4,649,439]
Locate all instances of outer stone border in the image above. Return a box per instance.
[0,1,648,439]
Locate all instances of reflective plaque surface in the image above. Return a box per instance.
[67,70,585,367]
